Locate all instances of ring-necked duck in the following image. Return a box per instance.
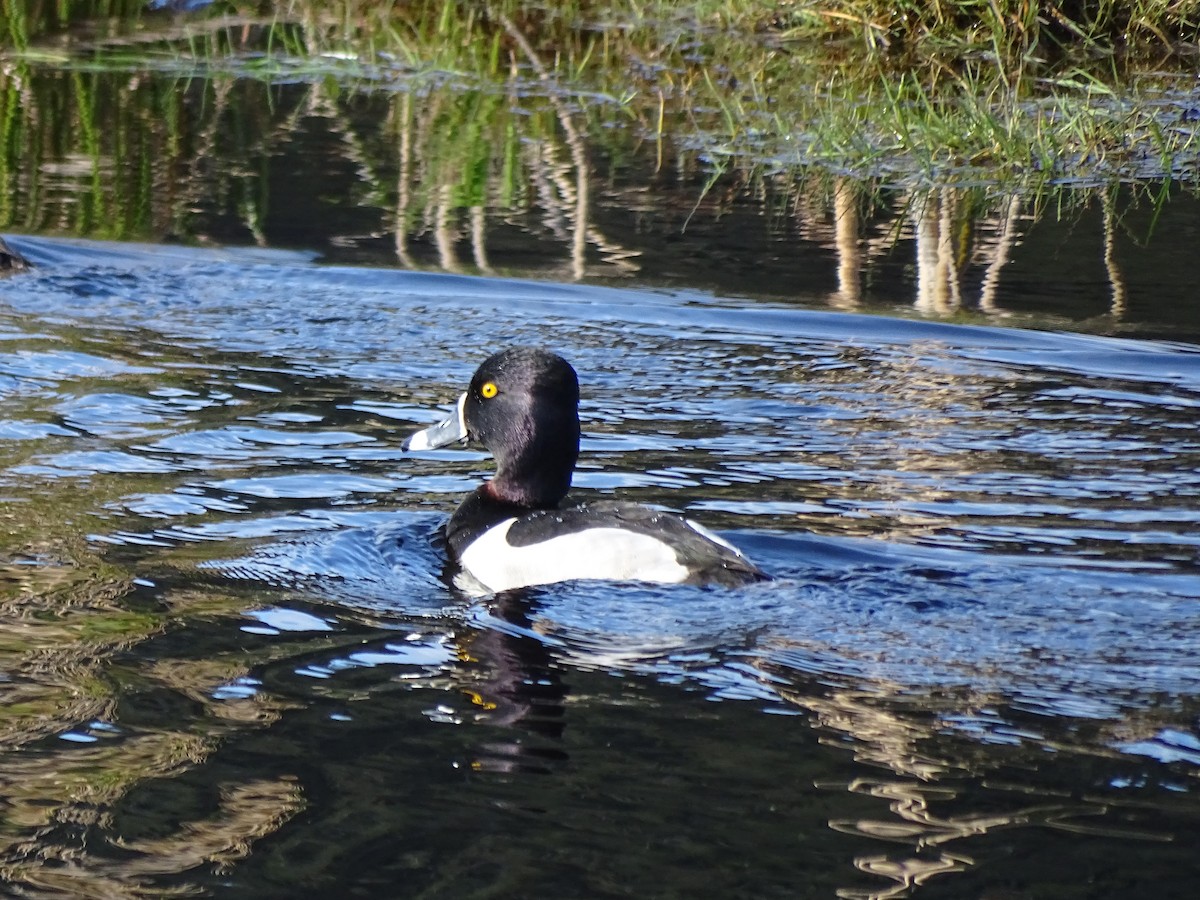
[402,347,768,593]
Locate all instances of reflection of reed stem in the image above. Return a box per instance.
[570,137,589,280]
[978,193,1021,313]
[499,13,588,279]
[1102,190,1127,319]
[913,190,962,314]
[498,14,640,278]
[937,188,963,310]
[435,182,461,272]
[655,89,666,174]
[394,92,415,267]
[832,176,861,307]
[913,193,939,313]
[470,205,492,273]
[526,142,569,241]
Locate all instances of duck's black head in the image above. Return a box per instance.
[466,347,580,507]
[404,347,581,509]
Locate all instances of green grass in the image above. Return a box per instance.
[0,0,1196,251]
[772,0,1200,55]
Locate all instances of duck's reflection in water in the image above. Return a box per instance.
[454,594,569,775]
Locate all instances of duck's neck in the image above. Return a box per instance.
[487,459,573,509]
[489,422,578,509]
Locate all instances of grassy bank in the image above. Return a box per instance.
[770,1,1199,55]
[10,1,1196,52]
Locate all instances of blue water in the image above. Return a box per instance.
[1,235,1198,898]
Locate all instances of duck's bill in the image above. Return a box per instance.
[402,393,468,451]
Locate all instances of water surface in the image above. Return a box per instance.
[0,235,1197,897]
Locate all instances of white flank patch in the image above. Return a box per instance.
[460,519,690,593]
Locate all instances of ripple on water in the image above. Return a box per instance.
[2,236,1200,754]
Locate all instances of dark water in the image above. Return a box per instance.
[0,234,1198,898]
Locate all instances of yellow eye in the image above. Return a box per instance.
[480,381,498,399]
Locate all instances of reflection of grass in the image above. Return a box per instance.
[0,519,307,888]
[2,1,1196,189]
[0,1,1193,294]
